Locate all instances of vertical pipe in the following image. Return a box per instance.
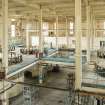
[75,0,82,89]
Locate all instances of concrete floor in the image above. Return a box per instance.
[9,66,74,105]
[7,51,105,105]
[37,69,70,105]
[8,55,38,75]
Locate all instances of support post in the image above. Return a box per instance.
[2,0,8,73]
[2,0,9,104]
[86,5,91,62]
[91,13,95,51]
[56,16,59,49]
[75,0,82,89]
[39,7,43,53]
[39,64,43,84]
[66,17,69,49]
[26,20,30,50]
[93,17,96,51]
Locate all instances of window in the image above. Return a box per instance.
[70,22,74,35]
[43,22,48,36]
[11,25,15,37]
[31,36,36,46]
[31,36,39,46]
[54,22,56,35]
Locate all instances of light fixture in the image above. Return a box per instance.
[11,19,15,21]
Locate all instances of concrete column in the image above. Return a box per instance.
[2,0,8,73]
[91,14,95,51]
[36,20,39,41]
[2,0,9,105]
[75,0,82,89]
[65,17,69,48]
[86,5,91,62]
[39,65,43,84]
[93,17,96,50]
[26,20,30,50]
[39,7,43,53]
[56,16,59,49]
[90,10,94,51]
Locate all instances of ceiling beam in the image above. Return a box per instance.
[11,0,40,9]
[90,1,105,6]
[84,0,89,6]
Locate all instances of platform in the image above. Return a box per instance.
[7,49,58,78]
[7,55,39,78]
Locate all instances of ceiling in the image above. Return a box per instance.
[0,0,105,21]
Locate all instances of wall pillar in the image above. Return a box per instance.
[75,0,82,89]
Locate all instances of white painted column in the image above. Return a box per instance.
[38,19,44,83]
[93,17,96,50]
[39,7,43,53]
[2,0,8,73]
[65,17,69,48]
[91,14,95,51]
[86,5,91,62]
[90,10,93,51]
[2,0,9,104]
[75,0,82,89]
[36,20,38,37]
[26,21,30,50]
[56,16,59,49]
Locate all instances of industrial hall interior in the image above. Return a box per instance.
[1,0,105,105]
